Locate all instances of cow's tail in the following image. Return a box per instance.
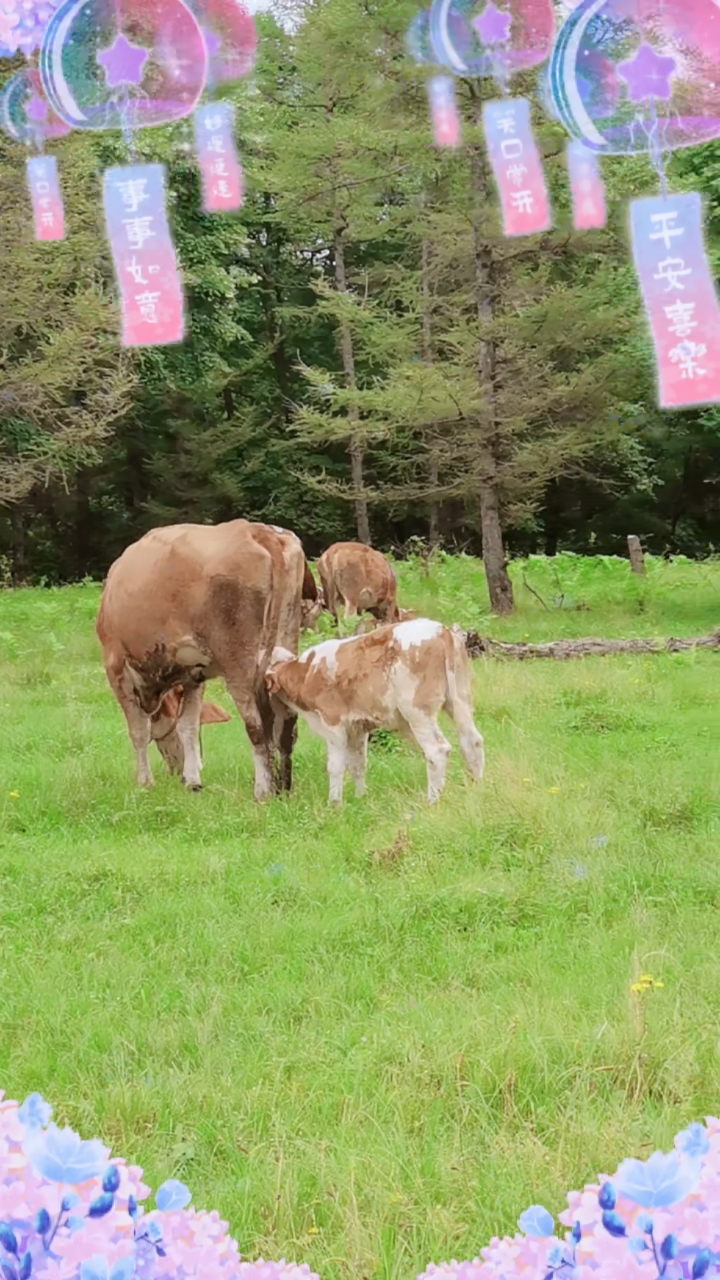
[443,625,485,781]
[442,625,470,717]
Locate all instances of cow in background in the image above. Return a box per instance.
[317,542,412,626]
[266,618,485,804]
[96,520,314,797]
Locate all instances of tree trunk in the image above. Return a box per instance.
[470,107,514,614]
[10,503,27,585]
[333,226,371,545]
[464,629,720,660]
[421,234,441,549]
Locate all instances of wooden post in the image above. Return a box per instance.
[627,535,646,576]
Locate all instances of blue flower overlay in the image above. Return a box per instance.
[80,1256,135,1280]
[676,1123,711,1161]
[18,1096,52,1131]
[24,1124,108,1185]
[155,1181,191,1213]
[614,1150,702,1208]
[517,1205,554,1238]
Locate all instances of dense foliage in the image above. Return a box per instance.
[0,4,719,594]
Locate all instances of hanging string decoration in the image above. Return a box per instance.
[549,0,720,407]
[0,67,70,240]
[566,139,606,229]
[407,0,555,237]
[405,8,462,150]
[36,0,208,347]
[191,0,257,213]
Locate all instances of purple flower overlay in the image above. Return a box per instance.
[472,2,511,46]
[96,34,149,88]
[4,1088,720,1280]
[613,1149,702,1207]
[618,42,677,103]
[24,1124,109,1185]
[517,1206,553,1238]
[17,1096,52,1131]
[0,1091,319,1280]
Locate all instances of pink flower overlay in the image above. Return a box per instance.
[0,1091,318,1280]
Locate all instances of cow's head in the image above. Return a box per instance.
[301,592,324,632]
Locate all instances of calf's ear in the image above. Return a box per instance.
[201,701,232,725]
[265,669,281,695]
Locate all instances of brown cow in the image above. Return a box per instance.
[316,542,408,625]
[96,520,315,797]
[266,618,485,804]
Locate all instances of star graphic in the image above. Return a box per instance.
[617,41,676,102]
[472,2,511,46]
[203,26,222,57]
[97,32,149,88]
[26,93,49,122]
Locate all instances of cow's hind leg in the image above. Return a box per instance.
[403,713,451,803]
[345,727,369,797]
[275,710,298,793]
[176,684,205,790]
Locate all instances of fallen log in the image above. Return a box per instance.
[462,629,720,660]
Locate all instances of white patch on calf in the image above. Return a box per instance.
[299,635,356,674]
[393,619,444,650]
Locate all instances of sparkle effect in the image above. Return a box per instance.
[618,42,677,102]
[472,2,511,46]
[96,33,149,88]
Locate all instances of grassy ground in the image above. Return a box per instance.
[0,553,718,1280]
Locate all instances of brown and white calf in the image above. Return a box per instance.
[265,619,485,804]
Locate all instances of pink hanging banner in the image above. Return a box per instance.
[427,75,461,149]
[482,97,551,237]
[630,193,720,409]
[26,155,65,242]
[103,163,185,349]
[567,140,606,231]
[194,102,244,212]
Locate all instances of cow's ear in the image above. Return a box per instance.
[201,701,232,725]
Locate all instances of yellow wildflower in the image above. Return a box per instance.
[307,1227,320,1236]
[549,786,561,794]
[8,791,19,799]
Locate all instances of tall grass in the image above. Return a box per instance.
[0,555,718,1280]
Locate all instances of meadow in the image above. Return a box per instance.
[0,552,718,1280]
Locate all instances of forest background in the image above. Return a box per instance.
[0,0,718,613]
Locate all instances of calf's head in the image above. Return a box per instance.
[264,647,297,702]
[150,685,232,741]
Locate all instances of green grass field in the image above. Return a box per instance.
[0,553,718,1280]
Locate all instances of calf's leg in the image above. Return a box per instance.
[345,728,369,797]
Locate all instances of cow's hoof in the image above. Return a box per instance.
[184,781,203,792]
